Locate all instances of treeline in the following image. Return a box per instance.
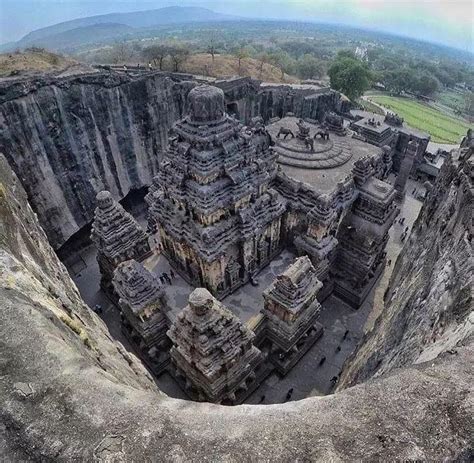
[80,31,473,98]
[367,48,474,96]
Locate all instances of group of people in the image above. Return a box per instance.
[159,269,175,285]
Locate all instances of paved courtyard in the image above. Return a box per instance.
[61,180,424,404]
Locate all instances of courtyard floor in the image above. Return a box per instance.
[61,178,424,404]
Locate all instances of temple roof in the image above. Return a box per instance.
[113,260,164,316]
[168,288,256,380]
[263,256,322,314]
[91,191,148,260]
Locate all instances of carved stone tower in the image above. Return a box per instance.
[260,256,324,374]
[147,85,286,298]
[167,288,264,404]
[91,191,150,294]
[113,259,169,373]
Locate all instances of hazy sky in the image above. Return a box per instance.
[1,0,472,51]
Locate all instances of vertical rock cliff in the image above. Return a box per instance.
[339,151,473,388]
[0,73,195,248]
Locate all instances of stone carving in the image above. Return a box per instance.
[147,85,286,298]
[384,112,404,127]
[91,191,150,295]
[113,260,170,373]
[261,256,324,374]
[304,137,315,151]
[167,288,263,403]
[296,118,310,140]
[314,128,330,140]
[277,126,295,139]
[324,111,346,135]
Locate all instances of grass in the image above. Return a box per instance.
[435,88,467,113]
[181,53,299,84]
[60,314,93,349]
[356,98,385,116]
[369,95,473,144]
[0,49,83,77]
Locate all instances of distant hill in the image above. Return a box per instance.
[17,7,236,47]
[17,23,135,51]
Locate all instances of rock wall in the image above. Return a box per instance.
[0,72,193,248]
[339,151,473,388]
[0,72,340,249]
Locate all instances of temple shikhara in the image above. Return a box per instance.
[90,82,413,403]
[146,85,285,298]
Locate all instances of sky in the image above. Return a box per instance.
[0,0,472,52]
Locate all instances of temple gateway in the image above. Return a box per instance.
[91,83,405,403]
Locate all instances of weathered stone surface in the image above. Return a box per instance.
[168,288,263,403]
[91,190,150,293]
[340,150,473,387]
[148,84,286,298]
[0,153,472,461]
[0,72,340,249]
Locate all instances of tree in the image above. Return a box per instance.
[142,44,169,70]
[109,41,132,64]
[168,45,190,72]
[234,46,250,74]
[270,50,295,80]
[296,54,324,80]
[328,56,373,100]
[257,52,271,78]
[383,69,417,95]
[412,74,440,97]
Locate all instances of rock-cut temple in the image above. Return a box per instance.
[91,83,405,404]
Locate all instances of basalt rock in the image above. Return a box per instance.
[0,72,340,249]
[339,150,473,388]
[0,152,472,460]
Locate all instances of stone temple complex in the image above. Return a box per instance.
[88,82,430,404]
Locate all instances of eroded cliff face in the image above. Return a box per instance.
[0,152,472,460]
[339,152,473,388]
[0,72,195,248]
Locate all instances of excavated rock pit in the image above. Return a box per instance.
[0,70,472,460]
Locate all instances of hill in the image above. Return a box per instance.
[0,49,93,78]
[19,23,135,52]
[17,7,236,47]
[182,53,299,84]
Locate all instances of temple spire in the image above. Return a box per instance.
[167,288,264,404]
[91,190,150,294]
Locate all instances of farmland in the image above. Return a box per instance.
[369,95,472,144]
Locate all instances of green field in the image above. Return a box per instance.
[369,95,472,144]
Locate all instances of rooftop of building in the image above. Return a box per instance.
[267,116,382,194]
[350,110,430,140]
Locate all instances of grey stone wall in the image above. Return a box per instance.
[339,152,473,388]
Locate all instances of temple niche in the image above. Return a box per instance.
[260,256,324,374]
[147,84,286,298]
[167,288,264,404]
[91,191,150,295]
[113,260,170,373]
